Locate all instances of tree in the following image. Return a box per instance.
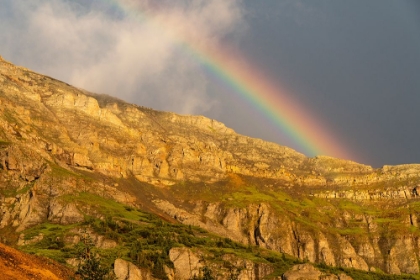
[75,231,111,280]
[191,266,215,280]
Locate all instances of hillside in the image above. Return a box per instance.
[1,55,420,279]
[0,242,74,280]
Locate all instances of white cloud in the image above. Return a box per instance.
[0,0,244,114]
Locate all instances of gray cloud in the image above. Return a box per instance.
[0,0,244,114]
[4,0,419,166]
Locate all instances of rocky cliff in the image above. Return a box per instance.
[1,55,420,278]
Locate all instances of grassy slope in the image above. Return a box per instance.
[15,189,419,280]
[168,174,420,236]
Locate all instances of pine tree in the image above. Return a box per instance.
[75,231,110,280]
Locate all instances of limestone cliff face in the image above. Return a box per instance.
[0,56,389,189]
[0,55,365,186]
[282,264,353,280]
[153,199,420,274]
[112,247,279,280]
[2,56,420,276]
[114,258,158,280]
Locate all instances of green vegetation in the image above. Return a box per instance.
[170,176,417,239]
[0,139,11,147]
[317,263,420,280]
[75,232,113,280]
[207,126,216,133]
[2,109,18,124]
[20,193,285,278]
[3,53,420,280]
[0,182,34,198]
[17,190,420,279]
[60,192,146,221]
[17,190,314,278]
[3,163,416,279]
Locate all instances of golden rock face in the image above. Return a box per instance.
[2,57,420,277]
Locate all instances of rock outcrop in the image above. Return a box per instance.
[1,56,420,277]
[114,259,157,280]
[155,200,420,274]
[282,264,353,280]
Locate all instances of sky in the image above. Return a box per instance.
[0,0,419,167]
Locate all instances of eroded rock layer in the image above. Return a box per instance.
[1,56,420,277]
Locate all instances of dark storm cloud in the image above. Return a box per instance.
[215,0,420,166]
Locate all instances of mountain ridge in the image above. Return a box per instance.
[1,56,420,279]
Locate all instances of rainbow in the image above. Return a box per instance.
[100,0,355,161]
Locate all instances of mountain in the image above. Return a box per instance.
[1,55,420,279]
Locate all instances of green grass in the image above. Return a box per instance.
[373,218,399,224]
[8,167,418,279]
[18,192,299,278]
[338,200,364,213]
[17,184,33,195]
[408,201,420,211]
[23,248,69,264]
[49,163,93,181]
[60,192,148,221]
[335,227,366,235]
[23,223,77,239]
[170,178,401,238]
[0,139,11,147]
[0,182,33,197]
[2,109,18,124]
[17,190,420,280]
[318,264,420,280]
[223,185,277,207]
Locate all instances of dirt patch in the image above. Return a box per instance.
[0,242,74,280]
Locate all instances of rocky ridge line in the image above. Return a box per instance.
[1,56,420,277]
